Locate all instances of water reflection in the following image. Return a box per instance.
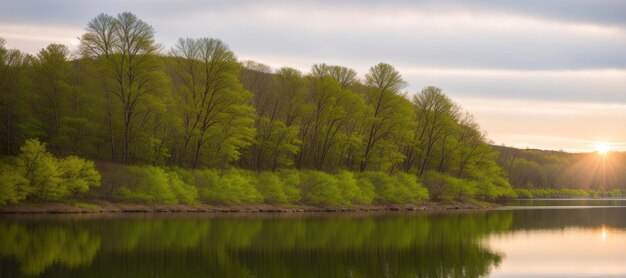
[2,202,626,278]
[489,228,626,277]
[0,212,512,277]
[0,223,100,275]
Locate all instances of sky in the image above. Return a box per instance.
[1,0,625,152]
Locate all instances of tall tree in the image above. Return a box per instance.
[0,38,32,155]
[247,67,307,170]
[31,44,72,145]
[408,86,459,176]
[359,63,413,171]
[169,38,255,168]
[80,12,167,163]
[296,64,366,171]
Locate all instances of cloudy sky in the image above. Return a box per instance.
[2,0,625,152]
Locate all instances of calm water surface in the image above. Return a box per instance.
[2,199,626,277]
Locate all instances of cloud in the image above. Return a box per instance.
[2,0,625,151]
[456,97,626,151]
[0,23,82,54]
[401,68,626,103]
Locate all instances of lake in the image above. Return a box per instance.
[2,199,626,277]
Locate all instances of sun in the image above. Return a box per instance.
[595,143,611,155]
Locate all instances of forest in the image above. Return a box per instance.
[0,12,622,206]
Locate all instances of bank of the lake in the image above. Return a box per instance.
[0,200,491,214]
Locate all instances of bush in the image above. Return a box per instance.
[193,169,262,204]
[421,171,474,202]
[336,171,374,205]
[559,187,587,197]
[253,171,289,204]
[514,188,533,198]
[358,172,428,204]
[474,175,517,200]
[167,171,198,204]
[57,156,101,198]
[6,139,101,202]
[299,171,344,205]
[0,163,29,205]
[116,166,178,204]
[527,188,558,198]
[275,170,301,203]
[16,139,63,201]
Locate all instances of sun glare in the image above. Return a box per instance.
[595,143,610,155]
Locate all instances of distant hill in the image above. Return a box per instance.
[493,145,626,190]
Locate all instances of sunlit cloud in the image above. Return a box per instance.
[456,98,626,152]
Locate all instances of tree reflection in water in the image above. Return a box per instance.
[0,212,512,277]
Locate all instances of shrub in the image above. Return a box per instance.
[336,171,374,205]
[57,156,101,199]
[299,171,343,205]
[0,163,29,205]
[528,188,558,198]
[275,169,301,203]
[474,175,517,200]
[0,139,102,203]
[16,139,64,201]
[358,172,428,204]
[116,166,178,204]
[514,188,533,198]
[193,169,262,204]
[421,171,474,202]
[167,171,198,204]
[559,187,587,197]
[394,172,429,203]
[254,171,289,204]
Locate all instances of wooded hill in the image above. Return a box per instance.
[0,12,620,205]
[495,146,626,193]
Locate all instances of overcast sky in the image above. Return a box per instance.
[2,0,625,152]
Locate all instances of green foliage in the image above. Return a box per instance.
[16,139,64,201]
[167,171,198,204]
[192,169,262,204]
[276,169,303,203]
[514,188,534,198]
[559,187,587,197]
[299,171,345,205]
[115,166,197,205]
[169,37,256,168]
[1,13,569,205]
[357,172,428,204]
[0,139,100,203]
[117,166,178,204]
[0,163,29,205]
[57,156,101,198]
[421,171,475,202]
[360,63,414,171]
[336,171,374,205]
[253,171,289,204]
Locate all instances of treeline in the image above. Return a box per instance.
[496,146,626,194]
[0,12,515,203]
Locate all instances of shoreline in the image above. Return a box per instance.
[0,201,493,215]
